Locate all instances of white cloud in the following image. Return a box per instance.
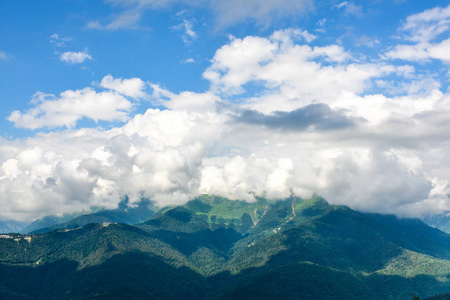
[399,4,450,43]
[385,39,450,63]
[171,19,198,44]
[203,30,376,101]
[59,48,93,64]
[151,84,219,112]
[99,75,147,99]
[183,58,195,63]
[271,28,316,43]
[50,34,73,47]
[332,1,363,17]
[386,4,450,64]
[376,75,441,96]
[7,76,145,130]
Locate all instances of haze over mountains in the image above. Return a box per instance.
[20,198,155,234]
[1,195,449,299]
[3,197,449,236]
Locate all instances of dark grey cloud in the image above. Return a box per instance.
[236,103,358,131]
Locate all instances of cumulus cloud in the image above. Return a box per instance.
[7,75,146,130]
[198,149,434,214]
[59,48,93,64]
[203,29,381,102]
[99,75,147,99]
[2,25,450,221]
[151,84,219,112]
[0,98,224,220]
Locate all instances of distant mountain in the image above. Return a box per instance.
[21,198,155,234]
[20,214,83,234]
[0,195,449,299]
[0,220,28,234]
[423,212,450,234]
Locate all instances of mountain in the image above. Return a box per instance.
[0,195,449,299]
[20,214,83,234]
[21,198,155,234]
[423,213,450,234]
[0,220,29,234]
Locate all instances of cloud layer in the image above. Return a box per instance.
[2,7,450,221]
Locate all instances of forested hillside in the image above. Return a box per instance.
[0,196,449,299]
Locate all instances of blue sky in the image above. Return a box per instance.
[1,0,450,221]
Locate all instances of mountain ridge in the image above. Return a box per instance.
[0,195,449,299]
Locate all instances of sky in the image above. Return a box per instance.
[1,0,450,222]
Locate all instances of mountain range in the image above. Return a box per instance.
[0,220,28,234]
[0,195,449,299]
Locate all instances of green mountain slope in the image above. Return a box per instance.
[0,196,449,299]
